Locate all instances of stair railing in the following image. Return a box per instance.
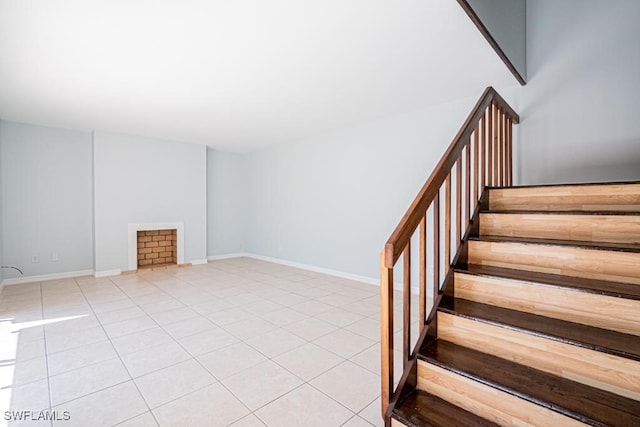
[380,87,519,419]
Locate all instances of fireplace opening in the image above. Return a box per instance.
[137,229,177,270]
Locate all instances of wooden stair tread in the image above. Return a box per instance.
[419,340,640,427]
[456,264,640,300]
[481,209,640,216]
[392,389,500,427]
[489,181,640,190]
[469,234,640,252]
[439,297,640,361]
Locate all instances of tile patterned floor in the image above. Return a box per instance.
[0,258,414,427]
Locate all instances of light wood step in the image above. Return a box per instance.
[437,304,640,400]
[488,182,640,211]
[478,211,640,244]
[467,236,640,285]
[391,389,499,427]
[453,265,640,335]
[417,340,640,427]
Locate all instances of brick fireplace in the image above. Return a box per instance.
[127,222,185,272]
[137,229,177,269]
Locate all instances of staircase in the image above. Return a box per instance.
[391,182,640,426]
[379,89,640,426]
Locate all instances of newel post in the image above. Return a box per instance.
[380,250,394,419]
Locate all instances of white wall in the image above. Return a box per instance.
[93,132,207,273]
[207,148,247,256]
[0,122,3,286]
[6,0,636,284]
[514,0,640,184]
[466,0,527,82]
[245,95,483,279]
[0,121,94,278]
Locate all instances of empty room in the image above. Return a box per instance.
[1,1,639,426]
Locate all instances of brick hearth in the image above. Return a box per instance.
[137,229,177,269]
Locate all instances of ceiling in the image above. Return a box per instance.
[0,0,517,152]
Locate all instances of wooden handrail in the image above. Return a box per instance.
[380,87,519,424]
[383,87,518,268]
[456,0,527,86]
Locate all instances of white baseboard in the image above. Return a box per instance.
[243,253,379,286]
[204,252,414,291]
[1,269,95,286]
[207,253,249,261]
[0,256,403,293]
[94,269,122,278]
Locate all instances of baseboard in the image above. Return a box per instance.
[207,253,250,261]
[205,252,413,290]
[244,253,379,286]
[0,256,387,290]
[1,269,95,286]
[94,269,122,278]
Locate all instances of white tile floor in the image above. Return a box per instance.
[0,258,414,427]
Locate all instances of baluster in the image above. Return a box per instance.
[456,158,462,247]
[487,106,493,186]
[491,104,500,187]
[433,193,440,294]
[501,109,506,186]
[497,108,502,186]
[479,115,485,194]
[465,139,471,230]
[507,117,513,186]
[474,126,479,209]
[445,174,451,270]
[419,216,426,334]
[403,243,411,367]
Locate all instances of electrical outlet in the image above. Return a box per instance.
[51,252,59,262]
[31,255,38,263]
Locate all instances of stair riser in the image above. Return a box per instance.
[467,240,640,285]
[416,360,587,427]
[438,312,640,400]
[479,213,640,244]
[454,272,640,336]
[488,183,640,211]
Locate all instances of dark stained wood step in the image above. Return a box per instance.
[439,297,640,362]
[455,264,640,301]
[419,340,640,427]
[468,235,640,252]
[392,389,499,427]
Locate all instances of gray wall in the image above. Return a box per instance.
[4,0,637,283]
[245,95,482,279]
[0,121,3,285]
[207,148,247,257]
[0,121,94,278]
[93,132,207,273]
[466,0,527,82]
[513,0,640,184]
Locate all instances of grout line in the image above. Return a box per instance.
[22,260,383,426]
[340,414,376,427]
[39,281,54,427]
[72,276,156,426]
[104,270,256,425]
